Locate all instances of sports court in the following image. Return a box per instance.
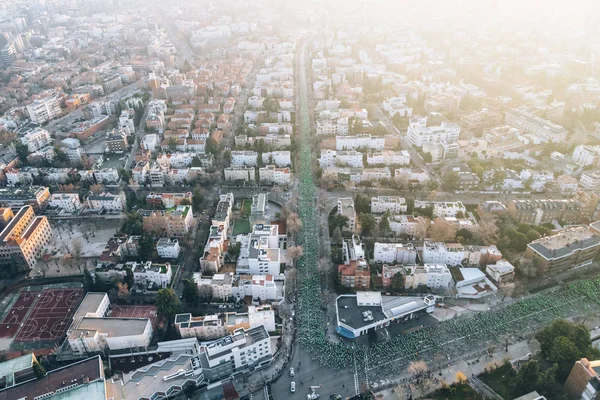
[0,291,38,338]
[110,305,158,329]
[14,288,83,343]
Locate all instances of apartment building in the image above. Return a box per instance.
[26,93,62,124]
[261,151,291,167]
[146,192,193,209]
[564,358,600,399]
[407,114,460,148]
[366,150,410,166]
[319,149,364,168]
[86,192,125,212]
[212,193,235,233]
[0,186,50,212]
[505,108,567,143]
[422,241,503,267]
[195,273,234,300]
[0,206,52,270]
[580,169,600,190]
[175,305,275,340]
[388,215,427,237]
[198,326,272,382]
[371,196,407,214]
[400,264,453,290]
[374,242,418,264]
[105,131,128,153]
[337,197,357,233]
[230,151,259,167]
[259,165,291,185]
[49,193,83,212]
[336,135,385,150]
[338,236,370,289]
[93,168,120,184]
[526,227,600,274]
[507,199,583,226]
[316,118,349,135]
[395,168,430,185]
[485,259,515,283]
[459,109,503,134]
[131,261,172,289]
[156,238,181,259]
[141,205,194,237]
[224,166,256,182]
[415,200,466,218]
[233,274,279,301]
[237,224,284,276]
[19,127,52,152]
[572,145,600,166]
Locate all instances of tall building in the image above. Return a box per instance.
[337,197,356,233]
[26,93,62,124]
[0,206,52,271]
[526,227,600,274]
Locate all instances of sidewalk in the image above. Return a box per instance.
[372,340,535,399]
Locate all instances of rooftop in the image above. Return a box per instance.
[528,227,600,260]
[71,317,150,338]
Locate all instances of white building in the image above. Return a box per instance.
[67,293,152,357]
[336,135,385,151]
[382,97,413,118]
[316,118,349,135]
[367,150,410,166]
[224,166,255,182]
[572,145,600,167]
[337,198,356,233]
[195,273,234,300]
[407,114,460,148]
[414,200,466,218]
[93,168,120,184]
[580,169,600,190]
[86,192,125,212]
[230,151,259,167]
[131,261,172,289]
[399,264,453,290]
[142,134,160,152]
[198,326,272,380]
[454,268,498,299]
[388,215,427,237]
[370,196,407,214]
[373,242,418,264]
[259,165,291,185]
[49,193,82,212]
[20,128,52,152]
[258,151,290,167]
[233,274,279,301]
[395,168,430,185]
[237,224,284,276]
[486,259,515,283]
[26,93,62,124]
[319,150,363,168]
[421,241,502,267]
[505,108,568,143]
[157,238,181,259]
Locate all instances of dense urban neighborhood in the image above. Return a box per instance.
[0,0,599,399]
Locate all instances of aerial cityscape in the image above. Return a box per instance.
[0,0,599,399]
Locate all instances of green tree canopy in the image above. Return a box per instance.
[182,278,200,307]
[156,288,181,319]
[389,273,405,295]
[359,213,377,237]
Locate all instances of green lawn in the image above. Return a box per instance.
[232,218,251,236]
[478,363,515,399]
[241,200,251,217]
[429,383,483,400]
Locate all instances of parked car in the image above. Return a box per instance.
[290,367,294,377]
[290,382,295,392]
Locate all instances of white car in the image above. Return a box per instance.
[291,381,296,392]
[290,367,295,377]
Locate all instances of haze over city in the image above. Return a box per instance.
[0,1,599,399]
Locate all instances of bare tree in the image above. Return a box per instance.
[427,218,457,242]
[72,238,83,269]
[272,186,283,201]
[90,183,105,195]
[286,212,303,237]
[475,213,500,245]
[285,268,297,299]
[117,282,130,297]
[318,257,333,281]
[287,245,304,267]
[408,360,428,385]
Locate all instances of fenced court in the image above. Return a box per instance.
[0,291,38,338]
[110,305,158,329]
[14,288,83,343]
